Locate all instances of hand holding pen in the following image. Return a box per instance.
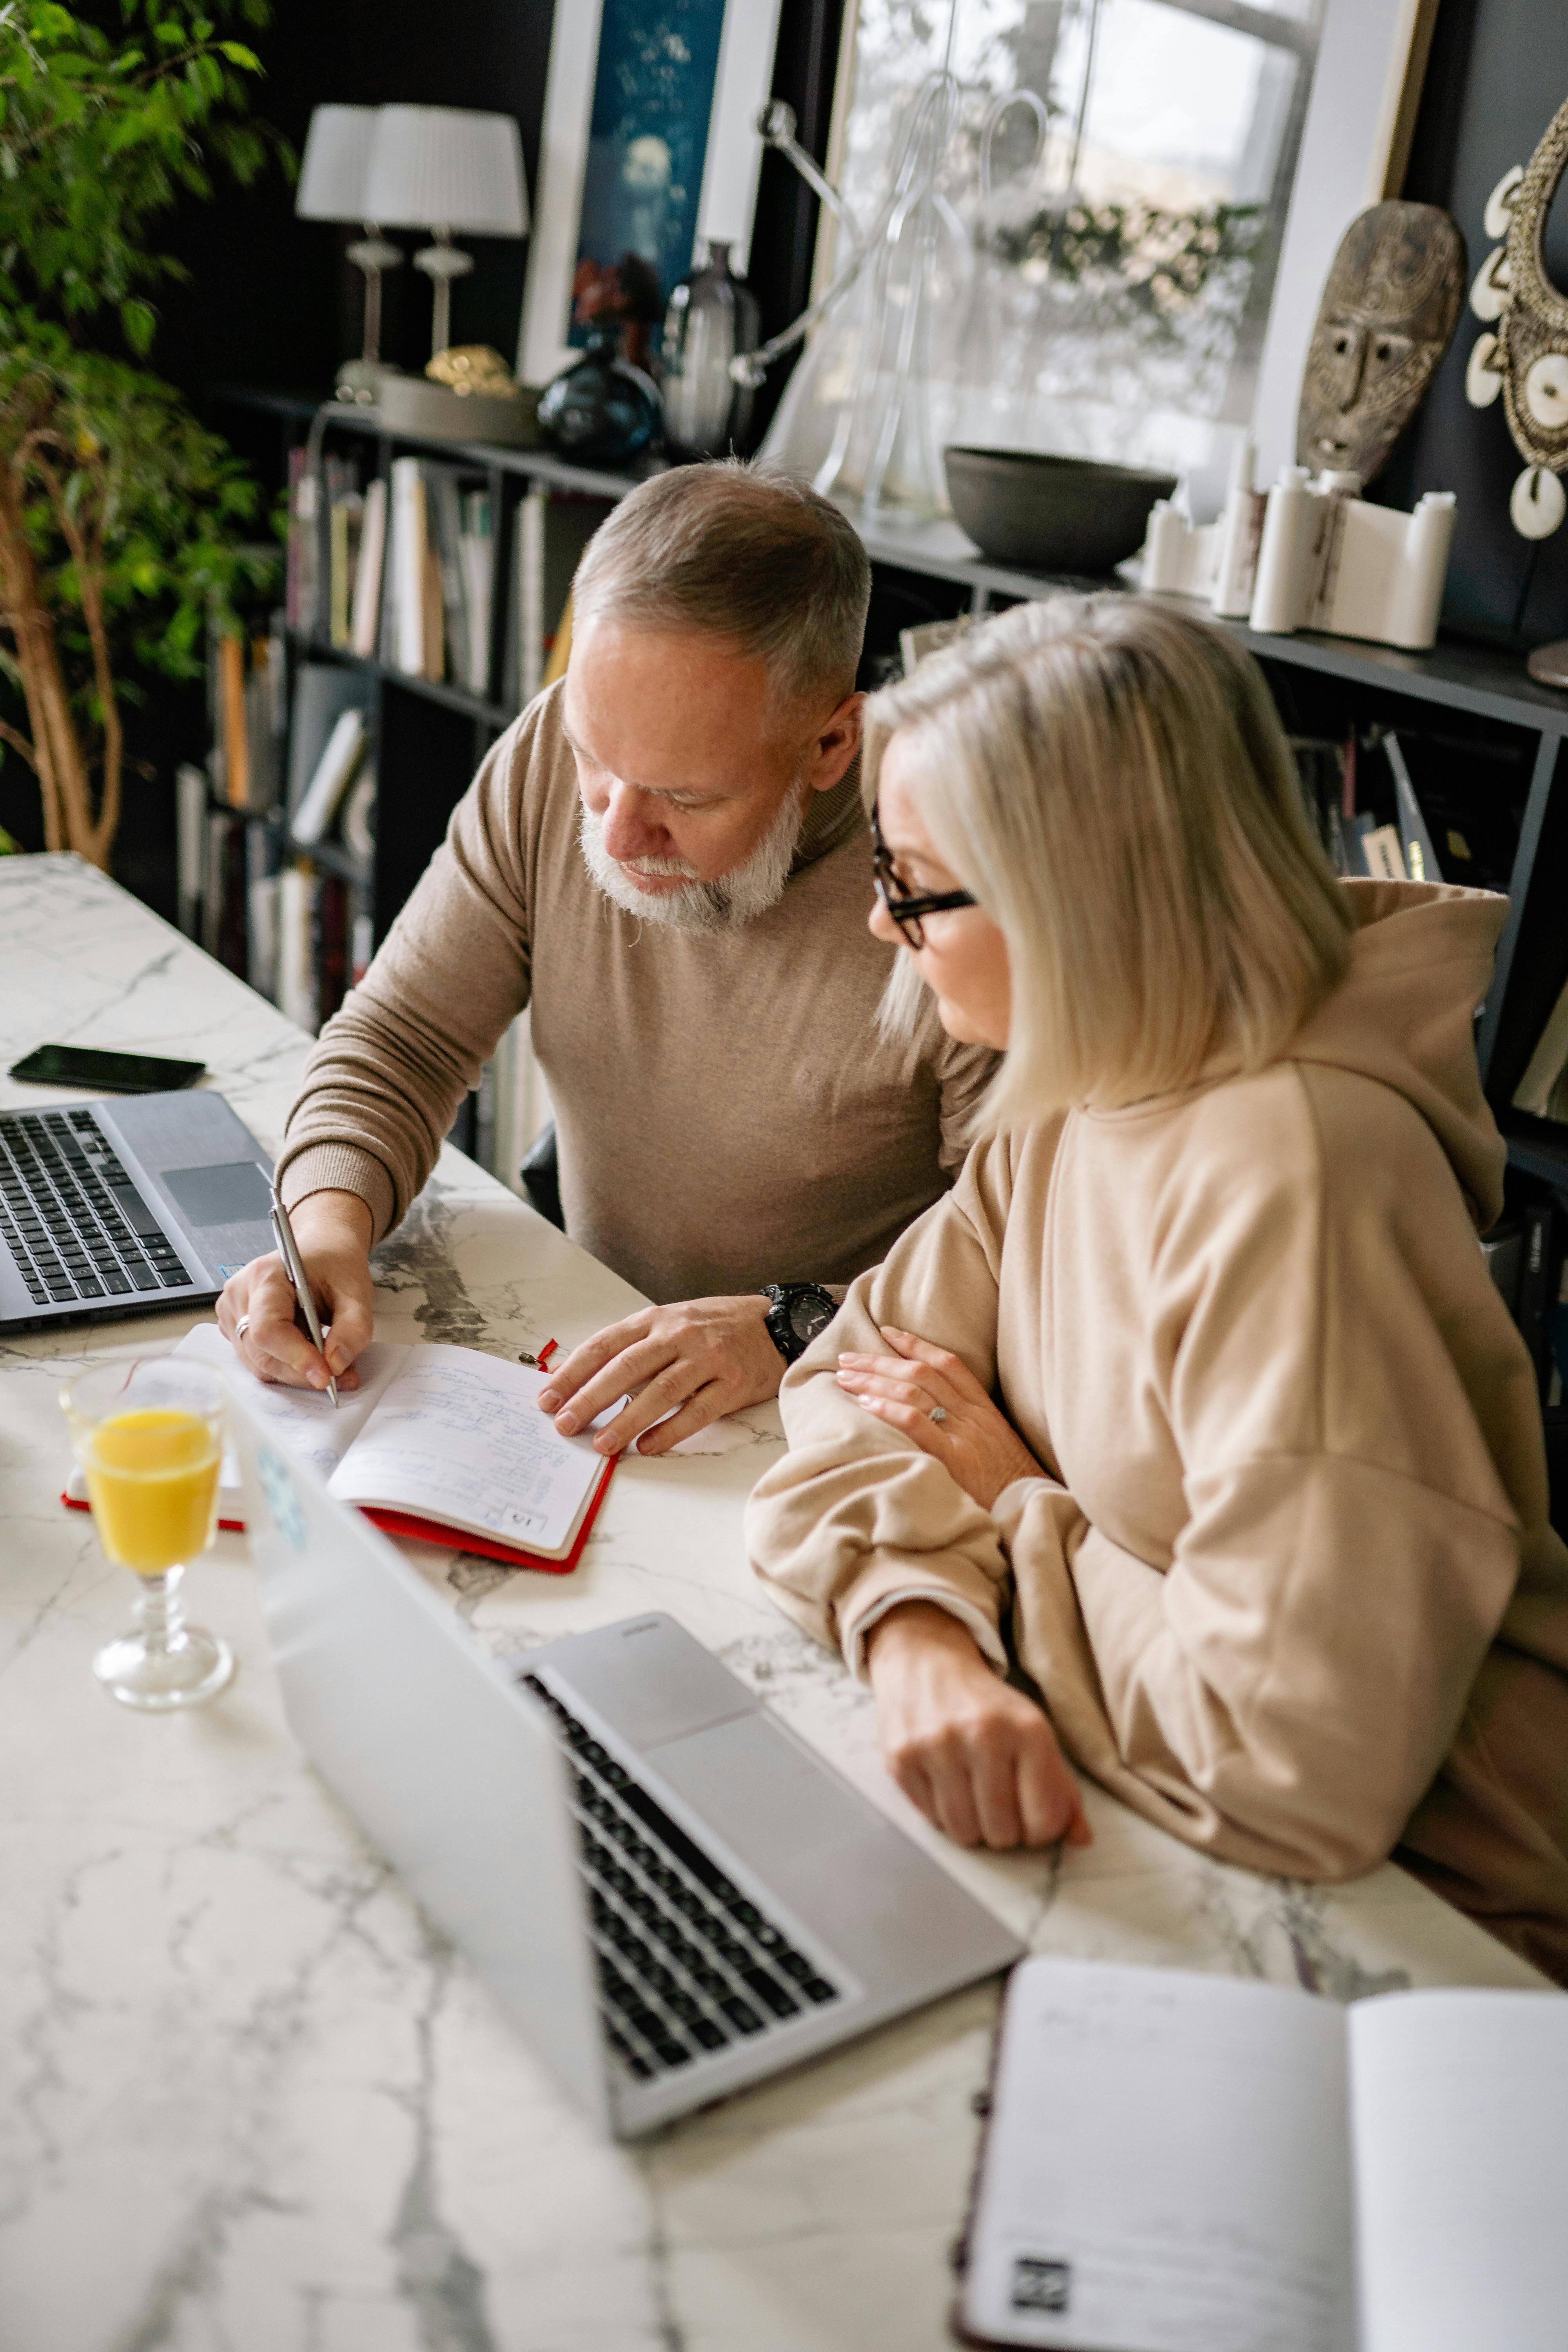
[269,1188,339,1408]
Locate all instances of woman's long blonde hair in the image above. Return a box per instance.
[864,594,1354,1133]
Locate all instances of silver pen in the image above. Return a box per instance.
[269,1187,339,1408]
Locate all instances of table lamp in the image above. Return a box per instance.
[296,103,404,406]
[363,105,528,363]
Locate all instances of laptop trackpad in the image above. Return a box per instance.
[161,1160,273,1226]
[652,1714,874,1871]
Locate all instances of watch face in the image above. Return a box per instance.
[789,1291,835,1345]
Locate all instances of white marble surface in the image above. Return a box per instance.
[0,853,1544,2352]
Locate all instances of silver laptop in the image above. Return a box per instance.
[229,1390,1024,2139]
[0,1091,274,1333]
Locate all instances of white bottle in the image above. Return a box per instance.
[1142,501,1189,594]
[1211,435,1264,619]
[1385,490,1456,651]
[1250,465,1316,635]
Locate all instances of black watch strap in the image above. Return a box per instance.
[762,1281,837,1365]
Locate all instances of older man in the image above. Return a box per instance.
[220,463,993,1454]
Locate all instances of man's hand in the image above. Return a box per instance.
[866,1602,1092,1851]
[216,1189,376,1392]
[538,1294,783,1455]
[835,1327,1043,1512]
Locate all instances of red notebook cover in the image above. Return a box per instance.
[60,1448,617,1574]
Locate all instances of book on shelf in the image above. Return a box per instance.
[278,860,318,1033]
[291,708,368,848]
[287,663,372,820]
[285,446,318,636]
[350,475,387,659]
[506,486,611,711]
[245,822,281,1006]
[175,763,207,940]
[1514,977,1568,1127]
[953,1955,1568,2352]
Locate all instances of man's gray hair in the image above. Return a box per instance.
[573,459,871,707]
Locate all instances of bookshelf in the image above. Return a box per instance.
[208,385,1568,1216]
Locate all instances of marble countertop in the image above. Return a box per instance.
[0,854,1544,2352]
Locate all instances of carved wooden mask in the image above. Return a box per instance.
[1297,201,1466,487]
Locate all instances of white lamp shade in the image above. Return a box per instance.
[295,104,377,223]
[363,106,528,238]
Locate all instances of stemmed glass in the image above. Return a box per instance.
[61,1356,235,1711]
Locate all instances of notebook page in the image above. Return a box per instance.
[960,1958,1355,2352]
[172,1324,410,1483]
[326,1345,603,1553]
[1349,1989,1568,2352]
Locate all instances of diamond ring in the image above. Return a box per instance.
[928,1404,947,1424]
[236,1314,251,1343]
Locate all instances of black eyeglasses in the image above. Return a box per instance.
[869,802,976,948]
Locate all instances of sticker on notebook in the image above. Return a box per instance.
[1012,2258,1071,2314]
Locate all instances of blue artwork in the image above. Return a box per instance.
[573,0,728,351]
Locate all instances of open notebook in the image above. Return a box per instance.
[64,1325,616,1572]
[955,1956,1568,2352]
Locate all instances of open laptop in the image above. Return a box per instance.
[229,1389,1025,2139]
[0,1091,274,1333]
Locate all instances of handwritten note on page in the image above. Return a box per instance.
[326,1347,604,1554]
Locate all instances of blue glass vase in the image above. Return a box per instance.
[537,324,661,469]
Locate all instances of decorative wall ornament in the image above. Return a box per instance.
[1464,93,1568,540]
[1297,203,1466,488]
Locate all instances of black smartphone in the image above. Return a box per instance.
[8,1044,207,1095]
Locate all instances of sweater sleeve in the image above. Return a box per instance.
[274,713,535,1240]
[1000,1084,1534,1884]
[746,1131,1042,1670]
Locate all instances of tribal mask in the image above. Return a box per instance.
[1466,93,1568,539]
[1298,201,1466,488]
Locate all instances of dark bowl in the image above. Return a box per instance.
[943,446,1178,575]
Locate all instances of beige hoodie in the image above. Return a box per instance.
[746,880,1568,1982]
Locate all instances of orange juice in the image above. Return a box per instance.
[83,1408,221,1575]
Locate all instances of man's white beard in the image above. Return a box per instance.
[577,779,808,935]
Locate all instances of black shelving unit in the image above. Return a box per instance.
[218,384,1568,1201]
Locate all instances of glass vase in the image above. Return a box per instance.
[537,325,662,470]
[662,240,762,459]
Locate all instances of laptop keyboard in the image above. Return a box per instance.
[522,1673,841,2083]
[0,1108,189,1309]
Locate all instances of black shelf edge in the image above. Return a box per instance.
[223,384,1568,744]
[289,635,518,730]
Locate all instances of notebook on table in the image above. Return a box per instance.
[64,1324,615,1572]
[953,1955,1568,2352]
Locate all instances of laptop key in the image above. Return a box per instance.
[742,1967,800,2020]
[803,1978,838,2005]
[691,2018,728,2052]
[719,1996,764,2035]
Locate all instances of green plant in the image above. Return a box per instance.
[0,0,285,866]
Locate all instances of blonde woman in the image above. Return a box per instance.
[746,595,1568,1982]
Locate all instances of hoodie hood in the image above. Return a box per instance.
[1288,877,1507,1228]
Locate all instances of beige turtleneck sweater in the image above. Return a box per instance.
[275,683,995,1301]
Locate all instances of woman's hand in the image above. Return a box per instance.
[835,1327,1043,1512]
[866,1602,1091,1851]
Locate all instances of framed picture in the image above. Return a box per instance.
[517,0,786,387]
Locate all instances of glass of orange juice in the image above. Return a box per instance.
[61,1356,234,1710]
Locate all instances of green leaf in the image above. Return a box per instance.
[119,294,155,352]
[215,38,257,67]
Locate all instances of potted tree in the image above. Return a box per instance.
[0,0,283,867]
